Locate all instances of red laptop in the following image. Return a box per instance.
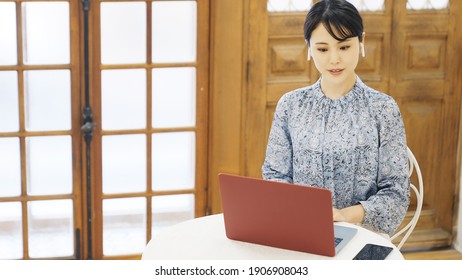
[218,173,357,257]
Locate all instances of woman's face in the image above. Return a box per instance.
[309,23,361,89]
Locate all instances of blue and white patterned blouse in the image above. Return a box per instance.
[262,77,410,235]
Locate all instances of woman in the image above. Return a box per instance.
[262,0,410,235]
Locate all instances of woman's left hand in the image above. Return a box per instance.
[332,205,365,223]
[333,208,347,222]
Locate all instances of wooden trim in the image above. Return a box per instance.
[243,0,268,178]
[77,0,89,260]
[90,0,103,260]
[0,194,74,203]
[145,0,153,243]
[0,65,72,71]
[194,0,210,218]
[16,1,29,260]
[70,0,84,260]
[98,0,197,2]
[99,127,197,135]
[100,62,197,69]
[0,131,74,137]
[13,0,27,260]
[101,189,195,200]
[208,0,245,214]
[6,0,71,2]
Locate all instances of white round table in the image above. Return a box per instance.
[142,214,404,260]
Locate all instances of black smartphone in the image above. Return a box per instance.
[353,243,394,260]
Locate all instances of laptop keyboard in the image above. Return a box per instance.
[334,237,343,247]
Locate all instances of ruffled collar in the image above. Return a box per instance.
[312,76,366,106]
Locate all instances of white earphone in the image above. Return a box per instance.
[305,39,311,61]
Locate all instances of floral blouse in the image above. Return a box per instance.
[262,77,410,235]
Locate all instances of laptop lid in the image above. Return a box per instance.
[218,173,357,257]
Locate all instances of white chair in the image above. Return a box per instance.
[390,146,424,249]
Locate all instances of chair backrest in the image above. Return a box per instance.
[390,147,424,249]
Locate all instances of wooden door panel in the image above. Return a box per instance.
[400,99,445,209]
[267,37,311,105]
[394,34,448,96]
[268,13,305,37]
[268,39,307,80]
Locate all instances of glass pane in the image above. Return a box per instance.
[407,0,449,10]
[152,132,195,191]
[101,2,146,64]
[22,2,70,65]
[28,200,73,258]
[0,71,19,132]
[26,136,73,195]
[152,1,197,63]
[102,135,146,194]
[0,138,21,197]
[0,2,18,65]
[103,197,146,256]
[267,0,312,12]
[102,69,146,130]
[347,0,385,12]
[152,67,196,128]
[152,194,194,236]
[267,0,386,12]
[0,202,23,259]
[24,70,71,131]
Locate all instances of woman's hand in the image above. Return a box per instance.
[333,205,365,223]
[333,208,347,222]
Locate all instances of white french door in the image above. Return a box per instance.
[0,0,209,259]
[0,0,82,259]
[92,0,209,259]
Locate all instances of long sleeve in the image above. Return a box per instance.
[262,94,294,183]
[359,98,410,234]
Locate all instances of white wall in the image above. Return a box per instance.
[455,188,462,252]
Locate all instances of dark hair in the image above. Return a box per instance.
[304,0,364,44]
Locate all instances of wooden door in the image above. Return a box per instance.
[390,0,460,248]
[244,0,462,249]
